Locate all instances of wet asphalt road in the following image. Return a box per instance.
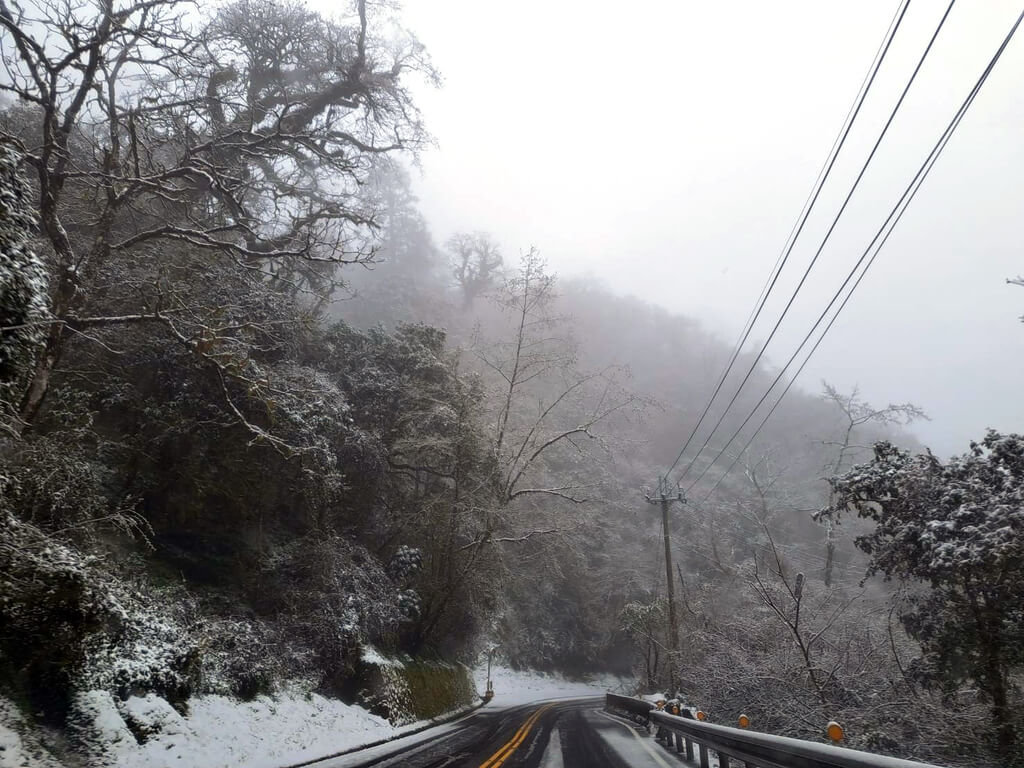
[322,697,663,768]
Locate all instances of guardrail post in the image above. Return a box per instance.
[719,752,731,768]
[675,732,684,753]
[699,743,710,768]
[685,736,694,761]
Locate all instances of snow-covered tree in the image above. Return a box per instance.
[826,432,1024,753]
[0,147,46,428]
[1,0,435,428]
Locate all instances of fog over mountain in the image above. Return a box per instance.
[397,0,1024,457]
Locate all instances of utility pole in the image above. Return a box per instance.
[645,476,685,684]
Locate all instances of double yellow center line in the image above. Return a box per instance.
[479,703,556,768]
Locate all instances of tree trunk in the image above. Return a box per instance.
[980,616,1014,753]
[19,182,79,428]
[970,606,1011,753]
[18,320,64,427]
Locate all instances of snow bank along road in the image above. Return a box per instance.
[302,696,672,768]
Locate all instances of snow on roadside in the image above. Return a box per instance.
[2,667,633,768]
[81,687,395,768]
[110,667,619,767]
[474,665,627,708]
[0,695,63,768]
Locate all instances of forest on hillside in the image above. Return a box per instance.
[1,0,1023,766]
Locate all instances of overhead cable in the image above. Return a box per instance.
[671,0,957,488]
[693,5,1024,501]
[662,0,913,480]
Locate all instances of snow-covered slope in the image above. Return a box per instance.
[1,666,627,768]
[0,696,63,768]
[474,665,622,708]
[83,688,396,768]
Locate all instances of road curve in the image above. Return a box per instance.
[313,697,673,768]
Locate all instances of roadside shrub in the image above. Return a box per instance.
[255,536,408,693]
[196,616,313,699]
[0,510,198,716]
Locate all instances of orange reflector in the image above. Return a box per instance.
[696,710,707,721]
[827,721,844,743]
[738,714,750,729]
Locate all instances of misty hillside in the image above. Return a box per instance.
[2,1,1023,767]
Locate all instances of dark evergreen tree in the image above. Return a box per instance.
[827,432,1024,753]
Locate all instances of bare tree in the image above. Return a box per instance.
[0,0,435,429]
[750,523,863,709]
[447,231,503,307]
[817,382,926,586]
[479,249,642,508]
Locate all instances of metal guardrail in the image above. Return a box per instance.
[605,695,946,768]
[605,692,655,727]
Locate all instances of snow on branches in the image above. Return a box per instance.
[826,433,1024,584]
[0,146,46,428]
[825,431,1024,751]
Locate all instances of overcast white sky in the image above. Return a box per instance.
[394,0,1024,458]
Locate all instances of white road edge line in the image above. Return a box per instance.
[595,710,673,768]
[540,726,564,768]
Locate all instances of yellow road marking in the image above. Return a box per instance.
[596,710,673,768]
[480,703,556,768]
[480,705,551,768]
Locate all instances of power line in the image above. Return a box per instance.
[671,0,957,489]
[662,0,913,479]
[693,5,1024,503]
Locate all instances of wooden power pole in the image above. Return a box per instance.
[645,476,685,679]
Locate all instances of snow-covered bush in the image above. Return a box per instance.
[66,690,137,766]
[116,692,189,745]
[196,616,313,699]
[0,427,146,539]
[256,536,410,693]
[0,510,108,709]
[76,585,199,706]
[0,694,64,767]
[0,510,198,715]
